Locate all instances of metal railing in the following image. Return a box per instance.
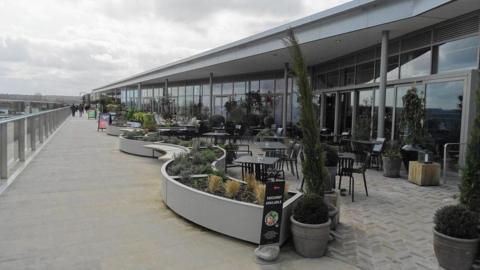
[0,107,70,179]
[443,142,467,184]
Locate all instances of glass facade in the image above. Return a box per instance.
[437,36,479,73]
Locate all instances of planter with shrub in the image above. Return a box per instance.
[160,144,301,244]
[119,130,191,157]
[286,30,333,258]
[382,142,402,178]
[433,205,479,270]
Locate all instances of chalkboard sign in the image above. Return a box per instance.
[259,181,285,246]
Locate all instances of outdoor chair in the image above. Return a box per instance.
[284,143,302,179]
[338,152,370,202]
[226,144,252,176]
[370,138,385,170]
[263,150,286,181]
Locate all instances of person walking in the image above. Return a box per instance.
[78,103,84,117]
[70,104,77,117]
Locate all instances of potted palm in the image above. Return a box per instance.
[433,205,479,270]
[382,141,402,178]
[400,87,426,171]
[286,30,331,258]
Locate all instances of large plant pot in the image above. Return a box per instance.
[401,144,422,171]
[325,166,337,193]
[290,216,331,258]
[433,229,479,270]
[382,156,402,178]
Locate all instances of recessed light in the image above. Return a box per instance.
[335,39,342,44]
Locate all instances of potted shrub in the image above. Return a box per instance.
[433,205,479,270]
[286,30,332,258]
[290,194,330,257]
[382,141,402,178]
[400,87,426,171]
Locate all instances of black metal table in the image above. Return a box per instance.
[234,155,279,182]
[202,132,231,145]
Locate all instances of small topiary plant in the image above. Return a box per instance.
[293,194,329,225]
[434,205,479,239]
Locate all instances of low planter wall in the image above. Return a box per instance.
[118,136,162,157]
[106,125,124,136]
[160,157,302,245]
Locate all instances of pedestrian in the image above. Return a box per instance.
[78,103,84,117]
[70,104,76,117]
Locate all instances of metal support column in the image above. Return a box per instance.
[137,83,142,111]
[377,30,389,139]
[351,91,359,139]
[282,63,289,135]
[209,73,214,116]
[0,123,8,179]
[334,92,340,139]
[319,93,326,129]
[30,117,36,151]
[18,119,26,162]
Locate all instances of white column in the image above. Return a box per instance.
[377,30,389,139]
[137,83,142,111]
[282,63,289,135]
[209,73,214,116]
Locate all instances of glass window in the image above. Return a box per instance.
[394,84,425,141]
[326,71,339,88]
[437,36,479,73]
[222,82,233,95]
[374,56,399,82]
[250,80,260,92]
[355,89,374,140]
[213,83,222,95]
[400,48,431,78]
[234,82,246,96]
[356,62,375,84]
[317,74,327,89]
[425,81,464,156]
[340,67,355,86]
[260,80,274,94]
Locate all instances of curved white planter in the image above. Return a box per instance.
[161,158,302,244]
[119,136,162,157]
[106,125,124,136]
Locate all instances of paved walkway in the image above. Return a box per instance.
[0,117,357,270]
[227,143,459,270]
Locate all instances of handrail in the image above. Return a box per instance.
[443,142,467,184]
[0,106,70,125]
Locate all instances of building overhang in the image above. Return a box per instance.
[92,0,478,94]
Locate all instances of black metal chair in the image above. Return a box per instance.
[338,153,370,202]
[284,143,302,179]
[225,144,252,178]
[370,138,385,170]
[264,150,286,181]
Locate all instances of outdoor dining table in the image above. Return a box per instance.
[258,135,288,142]
[255,141,287,152]
[202,131,231,145]
[234,155,279,182]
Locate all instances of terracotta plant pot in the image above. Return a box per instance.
[290,216,331,258]
[433,228,479,270]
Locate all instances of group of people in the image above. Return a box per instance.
[70,103,90,117]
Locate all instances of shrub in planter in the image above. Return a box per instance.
[224,180,241,199]
[433,205,479,270]
[286,30,332,258]
[291,194,330,257]
[382,141,402,178]
[209,114,225,128]
[400,87,427,170]
[142,113,157,132]
[263,115,275,128]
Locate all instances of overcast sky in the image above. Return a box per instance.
[0,0,350,96]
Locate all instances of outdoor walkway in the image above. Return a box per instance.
[0,117,357,270]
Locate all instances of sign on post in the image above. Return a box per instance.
[98,113,109,131]
[259,181,285,246]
